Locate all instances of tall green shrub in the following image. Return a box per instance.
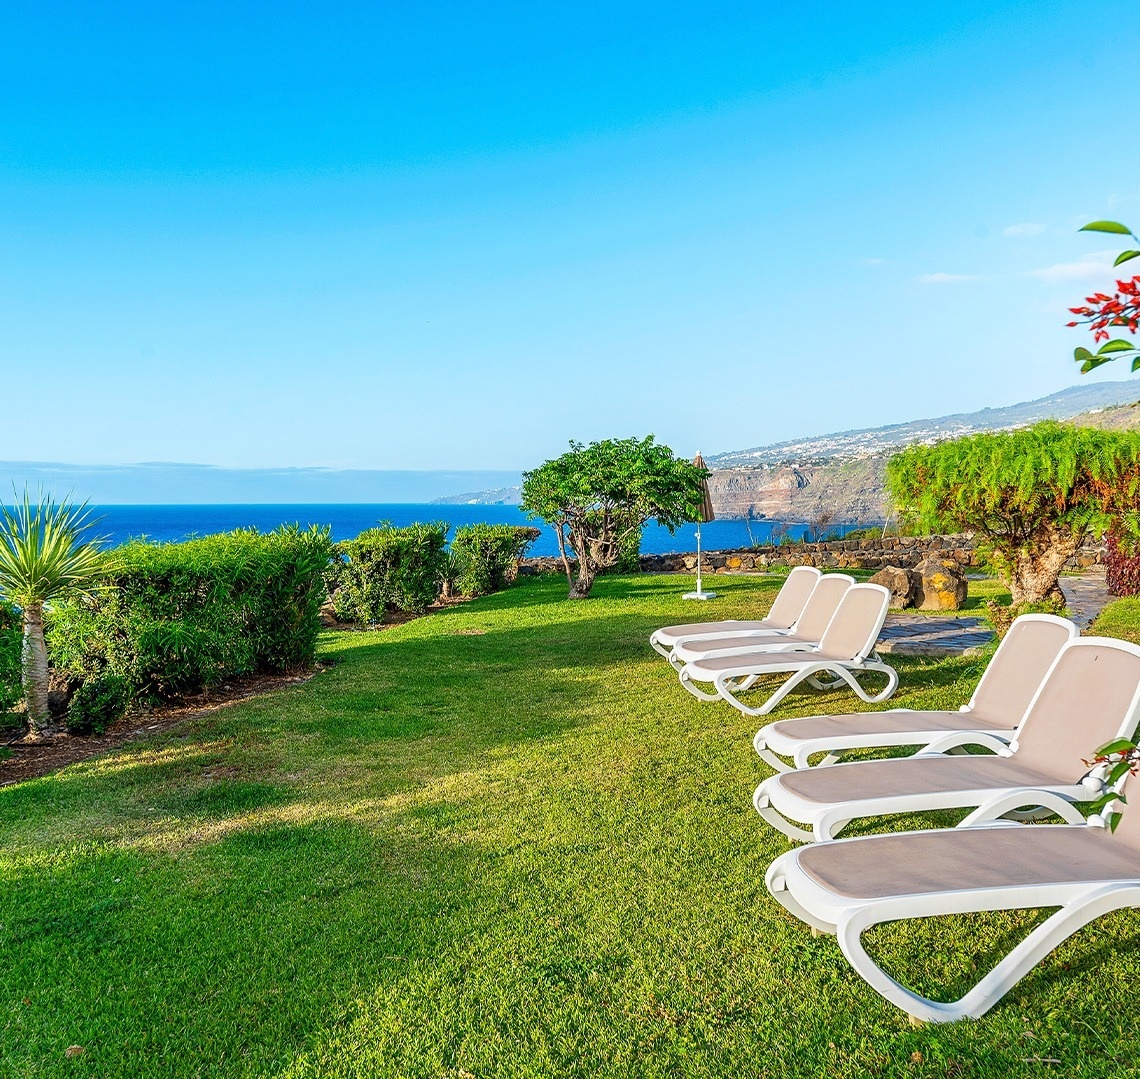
[330,522,449,621]
[0,600,22,719]
[451,524,539,597]
[49,525,332,699]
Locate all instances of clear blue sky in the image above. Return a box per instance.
[2,1,1138,474]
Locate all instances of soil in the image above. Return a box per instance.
[0,595,474,789]
[0,667,323,789]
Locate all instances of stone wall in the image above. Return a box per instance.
[518,533,1107,576]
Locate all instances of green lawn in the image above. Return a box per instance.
[2,574,1137,1078]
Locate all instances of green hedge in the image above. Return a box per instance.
[330,522,449,622]
[451,524,539,597]
[0,601,22,721]
[48,526,332,700]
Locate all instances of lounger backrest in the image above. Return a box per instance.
[765,566,822,630]
[968,614,1079,724]
[1010,637,1140,781]
[816,583,891,662]
[790,574,855,641]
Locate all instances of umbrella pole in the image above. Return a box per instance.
[696,523,702,594]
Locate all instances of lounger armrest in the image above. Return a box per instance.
[914,731,1014,757]
[958,790,1089,828]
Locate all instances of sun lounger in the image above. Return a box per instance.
[667,574,854,671]
[649,565,820,658]
[752,614,1078,772]
[753,636,1140,842]
[678,583,896,714]
[765,644,1140,1022]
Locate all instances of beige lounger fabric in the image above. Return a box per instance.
[795,826,1139,900]
[775,754,1058,805]
[763,710,1008,744]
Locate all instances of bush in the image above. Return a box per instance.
[450,525,539,598]
[610,526,642,575]
[66,674,130,735]
[1091,596,1140,646]
[0,601,22,724]
[329,522,449,621]
[1106,531,1140,597]
[48,525,332,700]
[984,597,1068,637]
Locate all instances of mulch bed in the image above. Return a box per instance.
[0,595,475,788]
[0,668,322,789]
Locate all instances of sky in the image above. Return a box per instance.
[2,1,1139,488]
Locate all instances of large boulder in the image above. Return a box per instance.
[915,555,968,610]
[869,565,919,608]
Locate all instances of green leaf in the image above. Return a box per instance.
[1132,356,1140,373]
[1098,339,1137,354]
[1096,738,1137,755]
[1114,250,1140,267]
[1074,346,1094,362]
[1081,220,1133,235]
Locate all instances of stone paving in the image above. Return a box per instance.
[875,571,1112,657]
[876,614,994,657]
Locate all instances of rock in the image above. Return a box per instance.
[319,597,340,627]
[869,565,919,608]
[47,669,81,719]
[915,555,968,610]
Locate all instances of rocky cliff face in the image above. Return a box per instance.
[708,456,888,523]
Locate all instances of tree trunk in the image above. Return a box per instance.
[568,560,596,599]
[22,602,55,736]
[1008,524,1083,605]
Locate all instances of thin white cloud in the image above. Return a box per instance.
[1002,222,1047,237]
[1023,250,1117,283]
[918,272,981,283]
[861,257,885,266]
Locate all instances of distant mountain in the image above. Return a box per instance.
[432,486,523,505]
[0,462,524,505]
[707,381,1140,468]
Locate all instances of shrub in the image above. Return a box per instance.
[1106,530,1140,597]
[985,597,1068,637]
[49,525,332,699]
[66,674,130,735]
[450,525,539,598]
[610,526,642,574]
[330,522,449,621]
[0,600,22,723]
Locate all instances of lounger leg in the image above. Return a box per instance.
[752,729,795,773]
[837,885,1140,1023]
[649,633,672,658]
[678,667,723,702]
[717,666,819,717]
[753,780,818,843]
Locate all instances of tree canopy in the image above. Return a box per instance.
[521,436,706,598]
[887,422,1140,604]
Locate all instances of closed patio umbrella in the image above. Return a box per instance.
[683,452,717,601]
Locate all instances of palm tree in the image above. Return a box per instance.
[0,492,106,736]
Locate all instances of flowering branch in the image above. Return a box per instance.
[1068,221,1140,373]
[1081,737,1140,831]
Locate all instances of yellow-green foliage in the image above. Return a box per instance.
[1092,597,1140,646]
[887,422,1140,542]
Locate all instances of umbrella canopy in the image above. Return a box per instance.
[692,453,715,524]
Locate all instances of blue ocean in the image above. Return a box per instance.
[85,505,813,558]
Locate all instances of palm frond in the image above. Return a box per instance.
[0,489,108,608]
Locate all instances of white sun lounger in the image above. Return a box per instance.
[753,637,1140,842]
[678,583,897,715]
[667,574,854,671]
[752,614,1078,772]
[649,565,821,658]
[765,642,1140,1022]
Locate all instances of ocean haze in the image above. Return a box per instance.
[0,462,523,505]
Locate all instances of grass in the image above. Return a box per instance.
[2,573,1138,1078]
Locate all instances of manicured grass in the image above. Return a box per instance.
[2,574,1138,1077]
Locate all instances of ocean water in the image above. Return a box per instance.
[85,504,816,558]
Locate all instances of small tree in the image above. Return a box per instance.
[887,423,1140,605]
[521,437,706,599]
[0,493,107,736]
